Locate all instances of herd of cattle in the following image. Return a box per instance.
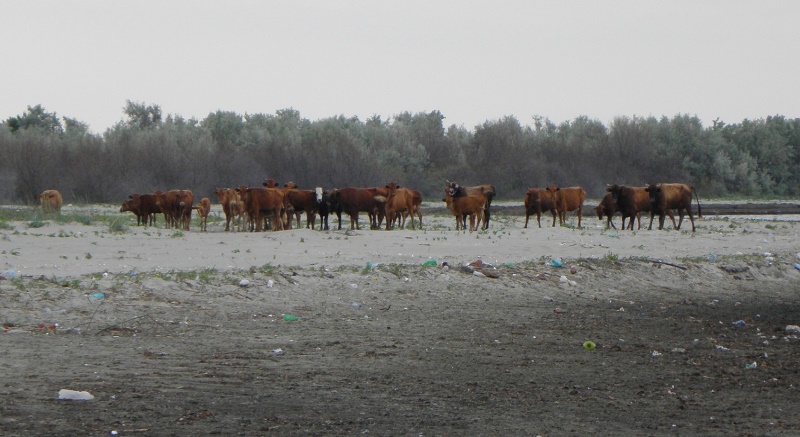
[34,180,701,233]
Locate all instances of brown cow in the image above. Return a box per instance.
[523,187,558,228]
[446,181,495,229]
[383,183,418,230]
[283,182,319,229]
[237,186,286,232]
[39,190,63,214]
[154,190,194,230]
[595,193,618,230]
[328,187,385,230]
[608,184,681,231]
[546,185,586,227]
[214,188,246,232]
[645,183,702,232]
[121,193,159,226]
[443,189,486,231]
[194,197,211,231]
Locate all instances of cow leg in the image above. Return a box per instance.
[676,210,685,230]
[577,207,582,228]
[648,212,656,230]
[524,213,530,228]
[686,207,696,232]
[658,213,666,230]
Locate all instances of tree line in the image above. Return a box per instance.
[1,101,798,205]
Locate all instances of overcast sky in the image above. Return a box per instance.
[3,1,798,134]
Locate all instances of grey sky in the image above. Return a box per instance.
[3,1,798,134]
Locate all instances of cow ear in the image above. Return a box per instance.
[606,187,611,192]
[397,185,401,189]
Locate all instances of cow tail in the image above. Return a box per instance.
[692,186,702,219]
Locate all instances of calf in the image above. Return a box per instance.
[194,197,211,231]
[39,190,63,214]
[595,193,618,230]
[523,187,558,228]
[446,181,495,229]
[645,183,702,232]
[443,189,487,232]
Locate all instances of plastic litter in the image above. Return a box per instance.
[350,301,362,308]
[794,263,800,271]
[89,293,105,300]
[1,269,16,278]
[570,266,577,274]
[267,279,274,288]
[550,259,564,268]
[238,279,250,287]
[732,320,746,327]
[58,389,94,400]
[785,325,800,334]
[583,341,596,351]
[272,348,284,355]
[422,260,437,267]
[708,253,717,261]
[473,271,486,278]
[283,314,298,321]
[651,350,663,357]
[745,361,758,369]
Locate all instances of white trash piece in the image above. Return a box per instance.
[267,279,274,288]
[58,389,94,400]
[785,325,800,334]
[239,279,250,287]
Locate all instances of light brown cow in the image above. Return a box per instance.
[645,183,702,232]
[383,183,418,230]
[546,185,586,227]
[214,188,246,232]
[523,188,558,228]
[194,197,211,231]
[39,190,63,214]
[443,189,486,232]
[446,181,495,229]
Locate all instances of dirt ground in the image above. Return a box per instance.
[1,205,800,436]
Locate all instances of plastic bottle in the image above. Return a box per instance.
[551,259,564,268]
[283,314,298,321]
[422,260,437,267]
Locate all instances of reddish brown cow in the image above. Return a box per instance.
[194,197,211,231]
[607,184,679,231]
[645,183,702,232]
[443,189,486,231]
[154,190,194,230]
[446,181,495,229]
[546,185,586,227]
[237,186,286,232]
[121,193,159,226]
[39,190,63,214]
[383,183,418,230]
[328,187,385,230]
[523,188,558,228]
[283,182,319,229]
[595,193,618,230]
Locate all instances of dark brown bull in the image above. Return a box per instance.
[329,187,385,230]
[524,187,558,228]
[645,183,702,232]
[546,185,586,227]
[283,182,319,229]
[446,181,495,230]
[121,193,159,226]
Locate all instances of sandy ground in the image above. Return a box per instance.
[2,205,800,436]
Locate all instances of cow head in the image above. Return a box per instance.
[284,181,298,189]
[315,187,325,203]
